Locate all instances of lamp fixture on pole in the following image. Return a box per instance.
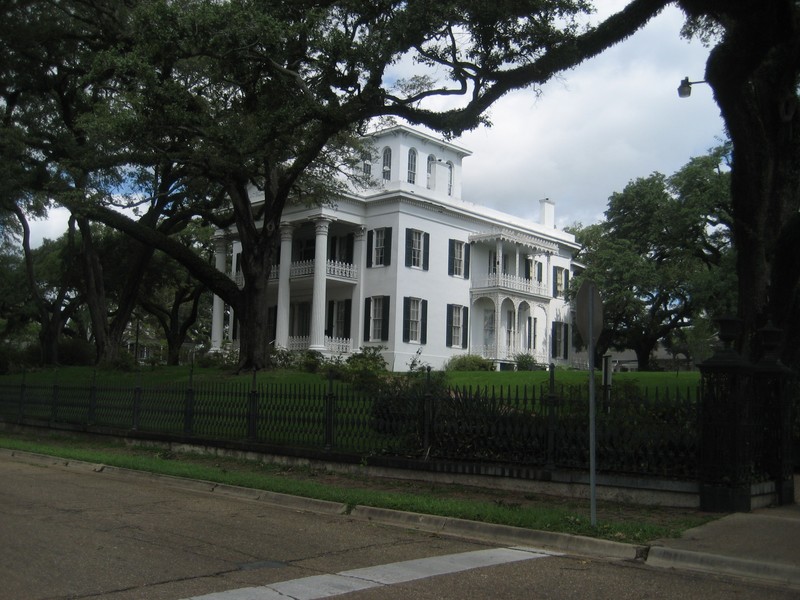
[678,76,706,98]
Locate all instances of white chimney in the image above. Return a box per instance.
[539,198,555,228]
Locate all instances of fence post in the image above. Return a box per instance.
[88,370,97,425]
[324,370,335,451]
[184,388,195,437]
[17,369,26,423]
[247,369,258,441]
[698,316,752,512]
[132,373,142,431]
[753,322,795,505]
[423,366,433,452]
[51,371,59,424]
[546,363,557,470]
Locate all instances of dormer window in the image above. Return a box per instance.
[382,147,392,181]
[407,148,417,184]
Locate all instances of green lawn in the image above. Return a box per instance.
[1,364,700,392]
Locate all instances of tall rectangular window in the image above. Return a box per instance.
[405,229,429,270]
[553,267,569,298]
[375,228,385,266]
[446,304,469,348]
[372,297,384,341]
[403,297,427,344]
[448,239,469,278]
[364,296,390,342]
[551,321,569,359]
[367,227,392,267]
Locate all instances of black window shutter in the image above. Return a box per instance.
[364,297,371,341]
[402,297,410,342]
[536,261,543,282]
[524,259,531,280]
[464,243,470,279]
[422,232,430,270]
[462,307,468,347]
[325,301,334,337]
[329,236,338,261]
[448,239,455,275]
[342,299,353,338]
[346,233,354,263]
[552,266,558,297]
[405,229,413,267]
[563,323,569,359]
[384,228,392,266]
[381,296,390,341]
[421,300,428,344]
[446,304,453,347]
[551,321,558,357]
[366,230,373,268]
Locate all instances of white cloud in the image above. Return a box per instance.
[453,5,724,228]
[27,207,72,248]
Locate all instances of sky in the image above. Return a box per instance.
[450,2,725,229]
[27,2,725,246]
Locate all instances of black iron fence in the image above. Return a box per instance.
[0,375,707,480]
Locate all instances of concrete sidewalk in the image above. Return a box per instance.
[645,502,800,590]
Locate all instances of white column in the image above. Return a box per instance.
[211,236,227,350]
[495,239,503,274]
[351,226,367,349]
[275,223,293,349]
[309,218,331,351]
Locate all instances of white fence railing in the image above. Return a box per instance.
[475,274,550,297]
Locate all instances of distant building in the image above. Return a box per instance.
[210,125,580,371]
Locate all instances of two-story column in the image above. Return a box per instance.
[309,218,332,351]
[211,236,227,350]
[351,226,367,347]
[275,223,293,349]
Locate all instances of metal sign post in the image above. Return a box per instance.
[575,280,603,527]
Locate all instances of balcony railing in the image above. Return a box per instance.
[474,273,550,297]
[479,344,550,365]
[233,260,357,288]
[287,336,352,354]
[290,259,358,280]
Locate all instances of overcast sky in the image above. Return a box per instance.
[449,2,725,229]
[27,2,724,246]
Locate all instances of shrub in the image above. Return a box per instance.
[299,349,324,373]
[444,354,494,372]
[342,346,388,391]
[513,353,546,371]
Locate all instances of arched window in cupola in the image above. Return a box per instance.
[382,147,392,181]
[407,148,417,184]
[427,154,436,189]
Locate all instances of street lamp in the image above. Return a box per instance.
[677,76,706,98]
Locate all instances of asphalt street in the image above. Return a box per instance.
[0,453,796,600]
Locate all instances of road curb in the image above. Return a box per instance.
[646,545,800,590]
[348,505,643,560]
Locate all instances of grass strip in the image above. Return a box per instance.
[0,430,713,545]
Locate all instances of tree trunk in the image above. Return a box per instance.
[38,317,63,366]
[702,2,800,364]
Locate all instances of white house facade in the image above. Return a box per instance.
[210,125,580,371]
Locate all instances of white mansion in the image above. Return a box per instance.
[210,125,579,371]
